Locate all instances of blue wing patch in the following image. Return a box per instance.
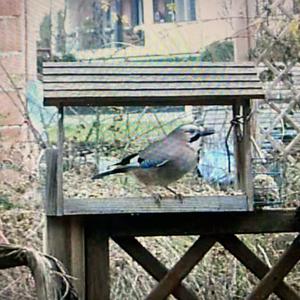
[138,158,169,169]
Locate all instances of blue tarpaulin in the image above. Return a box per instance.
[198,145,235,186]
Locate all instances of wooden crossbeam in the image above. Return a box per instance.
[247,234,300,300]
[145,236,216,300]
[113,237,198,300]
[218,235,300,300]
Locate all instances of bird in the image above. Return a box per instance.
[92,124,215,204]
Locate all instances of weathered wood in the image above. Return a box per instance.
[63,195,248,215]
[43,61,256,68]
[80,210,300,236]
[242,99,254,210]
[43,67,258,75]
[43,74,261,83]
[44,81,263,91]
[69,217,85,300]
[45,95,247,107]
[46,216,85,299]
[85,224,110,300]
[247,234,300,300]
[45,148,58,216]
[43,62,264,106]
[56,106,64,216]
[46,216,71,270]
[218,235,300,300]
[113,236,199,300]
[232,103,243,190]
[146,236,216,300]
[44,89,264,106]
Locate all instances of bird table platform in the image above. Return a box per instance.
[43,62,300,300]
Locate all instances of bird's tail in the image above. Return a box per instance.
[92,165,136,180]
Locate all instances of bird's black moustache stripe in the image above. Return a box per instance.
[190,132,201,143]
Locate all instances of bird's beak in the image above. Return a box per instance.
[199,128,215,137]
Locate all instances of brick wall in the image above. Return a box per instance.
[0,0,29,180]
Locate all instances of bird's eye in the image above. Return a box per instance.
[187,129,195,134]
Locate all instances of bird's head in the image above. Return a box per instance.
[174,124,215,143]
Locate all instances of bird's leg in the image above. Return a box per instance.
[145,186,162,207]
[164,186,183,202]
[152,193,162,207]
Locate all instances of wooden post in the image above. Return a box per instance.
[46,217,71,270]
[232,100,254,210]
[46,216,85,299]
[45,148,58,215]
[232,103,243,190]
[57,105,64,216]
[247,234,300,300]
[85,224,110,300]
[242,99,254,210]
[69,217,86,300]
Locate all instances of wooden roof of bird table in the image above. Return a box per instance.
[43,61,265,107]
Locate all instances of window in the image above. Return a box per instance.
[293,0,300,14]
[153,0,196,23]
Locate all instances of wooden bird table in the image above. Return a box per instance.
[43,62,300,299]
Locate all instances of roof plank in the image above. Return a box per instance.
[43,74,261,83]
[43,67,258,75]
[44,82,263,91]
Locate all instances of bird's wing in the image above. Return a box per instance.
[115,152,169,169]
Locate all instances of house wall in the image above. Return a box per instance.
[72,0,235,59]
[0,0,27,180]
[0,0,54,180]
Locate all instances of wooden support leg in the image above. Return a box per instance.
[113,236,199,300]
[218,235,300,300]
[69,217,85,300]
[46,216,85,299]
[145,236,216,300]
[85,225,110,300]
[247,234,300,300]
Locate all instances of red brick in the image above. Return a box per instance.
[0,17,22,52]
[0,0,22,16]
[0,54,25,89]
[0,91,25,126]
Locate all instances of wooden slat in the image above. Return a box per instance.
[85,224,110,300]
[247,234,300,300]
[218,235,300,300]
[113,237,199,300]
[63,195,249,215]
[44,81,263,91]
[44,95,247,106]
[43,67,258,75]
[79,210,300,236]
[56,106,64,216]
[44,89,265,98]
[43,74,261,83]
[145,236,216,300]
[43,61,256,68]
